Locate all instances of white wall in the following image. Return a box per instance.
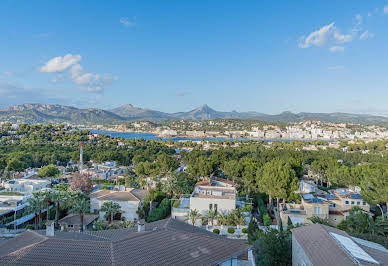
[91,198,141,221]
[190,197,235,216]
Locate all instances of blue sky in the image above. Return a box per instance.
[1,0,388,115]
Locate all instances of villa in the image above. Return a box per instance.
[0,218,254,266]
[172,177,248,225]
[90,188,147,221]
[280,181,371,226]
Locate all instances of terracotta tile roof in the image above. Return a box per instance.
[58,214,99,226]
[0,218,251,266]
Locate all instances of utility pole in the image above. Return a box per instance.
[79,142,84,171]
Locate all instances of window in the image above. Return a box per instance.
[313,207,321,215]
[329,203,336,208]
[357,201,360,205]
[363,202,366,205]
[209,204,213,210]
[214,204,218,213]
[345,201,349,205]
[351,201,354,205]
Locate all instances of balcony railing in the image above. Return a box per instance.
[172,207,190,213]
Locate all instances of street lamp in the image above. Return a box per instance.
[376,204,385,221]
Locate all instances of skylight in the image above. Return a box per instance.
[329,232,380,265]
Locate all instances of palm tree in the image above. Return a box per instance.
[69,198,90,232]
[100,201,121,224]
[217,211,229,227]
[27,197,42,230]
[185,209,201,226]
[206,209,218,226]
[51,190,69,228]
[33,192,44,229]
[41,190,52,221]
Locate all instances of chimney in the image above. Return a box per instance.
[46,220,54,237]
[137,219,145,232]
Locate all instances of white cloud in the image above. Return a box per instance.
[329,46,345,53]
[298,22,354,50]
[298,23,335,48]
[120,17,135,27]
[360,30,374,40]
[384,5,388,14]
[333,30,353,43]
[40,54,117,93]
[328,65,345,70]
[40,54,82,73]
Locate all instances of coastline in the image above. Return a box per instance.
[86,128,334,142]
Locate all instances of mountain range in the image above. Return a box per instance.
[1,103,388,125]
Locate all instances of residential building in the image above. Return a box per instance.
[0,218,254,266]
[58,214,99,232]
[280,184,371,227]
[90,188,147,221]
[0,193,51,229]
[292,223,388,266]
[172,177,238,224]
[1,179,50,194]
[328,188,370,226]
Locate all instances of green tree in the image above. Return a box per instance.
[38,164,60,178]
[51,190,69,227]
[257,159,299,209]
[101,201,122,224]
[27,196,42,230]
[69,198,90,232]
[253,228,292,266]
[7,158,25,172]
[359,164,388,211]
[206,209,218,226]
[185,209,201,226]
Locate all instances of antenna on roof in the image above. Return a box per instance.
[79,142,84,171]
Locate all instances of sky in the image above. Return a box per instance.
[1,0,388,115]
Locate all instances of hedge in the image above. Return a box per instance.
[213,228,220,234]
[227,227,235,234]
[258,198,272,226]
[241,228,248,234]
[146,198,171,223]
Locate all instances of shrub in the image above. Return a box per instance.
[213,228,220,234]
[245,205,252,212]
[146,198,171,223]
[242,228,248,234]
[227,227,235,234]
[263,213,272,226]
[25,224,34,230]
[173,200,180,208]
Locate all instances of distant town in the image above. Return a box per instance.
[94,119,388,141]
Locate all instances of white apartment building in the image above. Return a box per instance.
[2,179,50,194]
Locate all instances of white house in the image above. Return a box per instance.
[90,188,147,221]
[172,177,238,224]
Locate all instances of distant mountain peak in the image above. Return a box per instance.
[1,103,388,124]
